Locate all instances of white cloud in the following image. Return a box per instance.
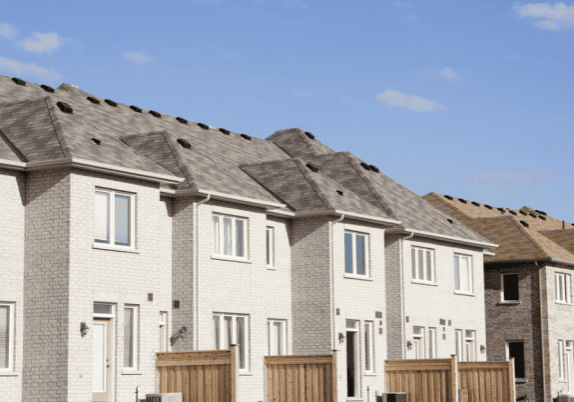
[0,23,16,38]
[464,169,560,189]
[438,67,458,80]
[516,3,574,30]
[124,52,154,64]
[19,32,61,53]
[376,89,447,113]
[294,90,308,97]
[0,56,61,82]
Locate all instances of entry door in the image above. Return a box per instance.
[93,320,112,401]
[567,342,574,394]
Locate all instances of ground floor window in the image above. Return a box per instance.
[428,328,436,358]
[507,341,525,379]
[213,313,248,371]
[124,306,138,369]
[268,319,286,356]
[159,312,167,352]
[455,330,463,361]
[364,321,374,373]
[0,303,14,371]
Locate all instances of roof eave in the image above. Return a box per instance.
[386,227,499,249]
[485,257,574,268]
[0,158,26,171]
[293,209,401,225]
[162,188,287,210]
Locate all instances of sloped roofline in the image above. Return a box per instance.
[386,227,499,249]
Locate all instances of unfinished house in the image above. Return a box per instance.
[424,192,574,402]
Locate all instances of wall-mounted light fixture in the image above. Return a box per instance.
[80,322,89,337]
[338,333,346,343]
[406,340,413,350]
[480,345,486,354]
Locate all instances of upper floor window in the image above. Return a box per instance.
[268,319,286,356]
[454,254,473,293]
[556,273,571,304]
[501,274,519,302]
[266,227,274,267]
[213,313,248,371]
[213,215,247,258]
[412,247,434,283]
[95,189,135,247]
[0,303,14,371]
[345,232,368,276]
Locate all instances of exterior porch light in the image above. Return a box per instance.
[406,340,413,350]
[338,332,346,343]
[480,345,486,354]
[81,322,89,337]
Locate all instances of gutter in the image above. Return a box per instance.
[386,227,498,249]
[194,194,211,350]
[162,189,286,211]
[484,257,574,268]
[293,209,401,226]
[330,213,345,351]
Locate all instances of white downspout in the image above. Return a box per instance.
[330,213,345,351]
[401,231,414,358]
[195,194,211,350]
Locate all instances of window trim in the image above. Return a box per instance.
[411,247,435,284]
[159,312,168,353]
[267,319,287,356]
[413,326,425,359]
[266,227,274,267]
[428,328,436,359]
[559,340,565,380]
[555,272,572,304]
[95,188,136,250]
[213,313,249,372]
[344,231,369,278]
[454,254,473,294]
[124,305,138,370]
[501,273,520,302]
[364,321,374,374]
[213,214,248,260]
[0,303,15,372]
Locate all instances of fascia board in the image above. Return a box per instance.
[387,227,499,249]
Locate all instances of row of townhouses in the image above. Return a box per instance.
[0,74,570,402]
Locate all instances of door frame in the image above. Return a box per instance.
[566,341,574,394]
[346,320,359,398]
[93,304,116,402]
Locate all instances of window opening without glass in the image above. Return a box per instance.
[454,255,472,293]
[95,189,134,247]
[501,274,519,301]
[507,341,525,379]
[345,232,368,276]
[213,313,248,371]
[412,247,434,283]
[213,215,247,258]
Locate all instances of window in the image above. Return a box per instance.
[365,322,374,373]
[213,215,247,258]
[345,232,368,276]
[266,227,274,267]
[411,247,434,283]
[268,319,286,356]
[428,328,436,359]
[507,341,525,379]
[413,327,424,358]
[465,330,475,362]
[454,255,473,293]
[159,312,167,353]
[556,273,571,303]
[559,340,565,380]
[124,306,138,369]
[95,189,135,247]
[501,274,519,301]
[214,313,248,371]
[455,330,463,361]
[0,303,14,371]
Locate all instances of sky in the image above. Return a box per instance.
[1,0,573,222]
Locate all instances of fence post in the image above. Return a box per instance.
[231,345,238,402]
[332,350,338,402]
[508,357,516,402]
[450,355,458,402]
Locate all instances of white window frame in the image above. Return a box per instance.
[266,227,274,267]
[213,214,248,260]
[428,328,436,359]
[560,340,566,381]
[267,319,287,356]
[93,303,115,319]
[556,273,572,304]
[94,189,136,250]
[344,231,369,277]
[455,329,463,361]
[364,321,374,373]
[0,303,15,372]
[411,247,435,283]
[124,305,138,370]
[454,254,473,294]
[465,330,476,362]
[213,313,249,372]
[501,273,520,302]
[159,312,168,353]
[413,326,424,359]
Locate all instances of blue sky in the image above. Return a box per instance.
[1,0,573,222]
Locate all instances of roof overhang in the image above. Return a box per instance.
[161,188,287,210]
[291,209,401,226]
[386,227,499,249]
[485,257,574,268]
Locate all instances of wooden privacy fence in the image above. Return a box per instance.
[385,356,515,402]
[265,352,337,402]
[156,346,237,402]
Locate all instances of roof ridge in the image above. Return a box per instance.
[121,130,168,141]
[293,158,334,211]
[427,192,475,221]
[44,98,73,158]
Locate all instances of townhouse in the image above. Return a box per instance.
[0,74,496,402]
[424,192,574,402]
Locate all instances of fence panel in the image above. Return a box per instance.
[458,359,515,402]
[156,347,237,402]
[385,358,454,402]
[265,353,337,402]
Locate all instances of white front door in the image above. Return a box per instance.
[93,320,112,401]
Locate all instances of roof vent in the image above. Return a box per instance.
[87,97,100,104]
[520,220,529,228]
[360,162,370,170]
[571,223,574,227]
[197,122,209,130]
[41,84,54,93]
[369,165,380,173]
[508,210,517,215]
[130,105,142,113]
[498,208,505,213]
[539,215,546,220]
[240,134,252,140]
[11,77,26,86]
[176,117,188,124]
[149,110,161,118]
[458,198,468,204]
[305,131,315,139]
[484,205,493,210]
[447,218,453,224]
[471,201,480,207]
[91,138,101,145]
[519,211,527,216]
[177,138,191,149]
[219,128,230,135]
[57,101,73,114]
[444,195,453,200]
[306,163,319,173]
[535,209,547,215]
[336,190,344,196]
[104,99,117,107]
[529,213,536,218]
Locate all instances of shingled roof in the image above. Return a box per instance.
[423,192,574,265]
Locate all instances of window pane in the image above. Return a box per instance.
[224,316,233,349]
[465,257,472,292]
[413,327,422,335]
[236,317,246,369]
[213,216,220,254]
[411,248,416,279]
[454,256,460,290]
[214,316,221,349]
[223,218,232,256]
[345,233,353,274]
[274,322,283,356]
[266,229,271,266]
[95,192,110,243]
[93,303,112,315]
[124,308,134,367]
[418,249,424,280]
[356,235,365,275]
[236,220,244,257]
[115,194,130,246]
[503,274,519,301]
[426,251,432,281]
[0,306,9,368]
[428,329,435,358]
[559,341,564,379]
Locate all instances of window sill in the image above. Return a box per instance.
[515,378,528,384]
[364,373,377,377]
[211,255,251,264]
[0,372,18,377]
[454,291,475,297]
[122,370,143,375]
[497,301,521,305]
[555,301,573,306]
[93,243,139,254]
[238,372,253,376]
[344,275,372,281]
[411,280,438,286]
[266,266,277,270]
